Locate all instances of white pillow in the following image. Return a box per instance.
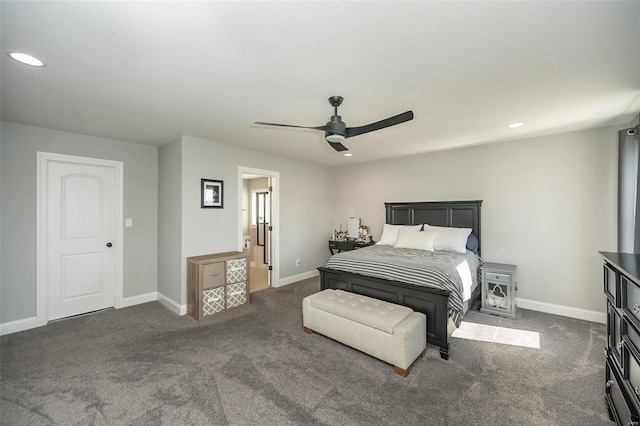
[376,224,422,246]
[424,224,472,253]
[394,228,436,251]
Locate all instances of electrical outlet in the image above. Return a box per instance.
[296,258,301,267]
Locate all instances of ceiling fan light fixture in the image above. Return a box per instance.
[326,133,345,143]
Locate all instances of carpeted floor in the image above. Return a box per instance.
[0,277,610,425]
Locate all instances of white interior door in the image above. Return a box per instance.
[46,159,117,320]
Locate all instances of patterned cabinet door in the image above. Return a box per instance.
[226,281,247,308]
[202,287,225,317]
[226,258,247,284]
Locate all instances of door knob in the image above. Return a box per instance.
[106,242,112,247]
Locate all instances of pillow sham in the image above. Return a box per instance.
[376,224,422,246]
[466,233,479,254]
[394,228,436,251]
[423,224,472,253]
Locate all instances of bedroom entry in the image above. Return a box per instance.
[239,167,279,292]
[36,152,124,325]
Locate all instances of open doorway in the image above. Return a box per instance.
[239,168,279,293]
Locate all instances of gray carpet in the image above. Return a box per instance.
[1,277,610,425]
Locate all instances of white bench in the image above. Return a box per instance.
[302,289,426,376]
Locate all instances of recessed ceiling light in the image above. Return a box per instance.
[7,51,45,67]
[508,122,524,128]
[344,153,353,157]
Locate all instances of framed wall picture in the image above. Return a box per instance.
[201,179,223,208]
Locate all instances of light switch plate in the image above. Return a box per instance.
[125,218,133,227]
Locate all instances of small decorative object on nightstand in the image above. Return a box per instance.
[328,239,374,255]
[480,262,518,319]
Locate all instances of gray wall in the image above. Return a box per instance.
[157,138,183,303]
[173,135,332,305]
[329,126,619,316]
[0,122,158,323]
[1,120,623,325]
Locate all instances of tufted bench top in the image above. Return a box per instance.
[308,289,414,334]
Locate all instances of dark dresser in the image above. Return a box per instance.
[600,251,640,425]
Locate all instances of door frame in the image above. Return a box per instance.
[238,166,279,287]
[36,152,124,326]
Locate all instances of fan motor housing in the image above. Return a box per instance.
[326,116,347,136]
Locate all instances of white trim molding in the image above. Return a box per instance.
[0,317,38,336]
[121,292,158,308]
[517,297,606,324]
[278,270,319,287]
[238,167,280,289]
[1,294,185,336]
[157,292,187,315]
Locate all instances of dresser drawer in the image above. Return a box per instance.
[609,302,623,367]
[607,358,639,426]
[202,262,224,289]
[624,340,640,409]
[623,275,640,328]
[626,318,640,360]
[485,272,511,284]
[226,258,247,284]
[604,264,620,307]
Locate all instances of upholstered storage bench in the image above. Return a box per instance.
[302,289,426,376]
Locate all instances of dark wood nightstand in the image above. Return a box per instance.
[328,240,374,255]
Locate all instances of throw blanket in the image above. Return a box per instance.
[324,245,481,327]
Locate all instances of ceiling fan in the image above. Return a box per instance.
[255,96,414,152]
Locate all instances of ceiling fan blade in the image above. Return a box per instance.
[328,141,349,152]
[254,121,328,131]
[345,111,414,138]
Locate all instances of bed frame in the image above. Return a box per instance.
[317,200,482,360]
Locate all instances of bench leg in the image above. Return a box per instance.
[394,366,409,377]
[303,327,314,334]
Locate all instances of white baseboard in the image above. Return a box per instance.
[0,316,38,336]
[517,297,606,324]
[120,292,158,308]
[277,270,319,287]
[157,292,187,315]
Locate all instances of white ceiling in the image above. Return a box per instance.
[1,1,639,167]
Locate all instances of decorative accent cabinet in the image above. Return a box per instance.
[601,251,640,425]
[187,250,250,320]
[480,262,518,319]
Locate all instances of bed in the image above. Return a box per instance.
[317,200,482,360]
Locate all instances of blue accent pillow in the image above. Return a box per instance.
[466,233,479,254]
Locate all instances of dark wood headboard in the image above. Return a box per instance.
[385,200,483,255]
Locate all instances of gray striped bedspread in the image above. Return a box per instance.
[324,245,481,327]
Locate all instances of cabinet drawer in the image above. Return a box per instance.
[226,258,247,284]
[623,275,640,327]
[202,287,225,317]
[485,272,511,284]
[202,262,225,289]
[604,264,620,307]
[226,281,247,308]
[607,358,639,426]
[625,342,640,409]
[609,302,623,367]
[626,319,640,361]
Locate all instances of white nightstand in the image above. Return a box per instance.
[480,262,518,319]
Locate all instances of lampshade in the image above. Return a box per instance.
[326,133,345,143]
